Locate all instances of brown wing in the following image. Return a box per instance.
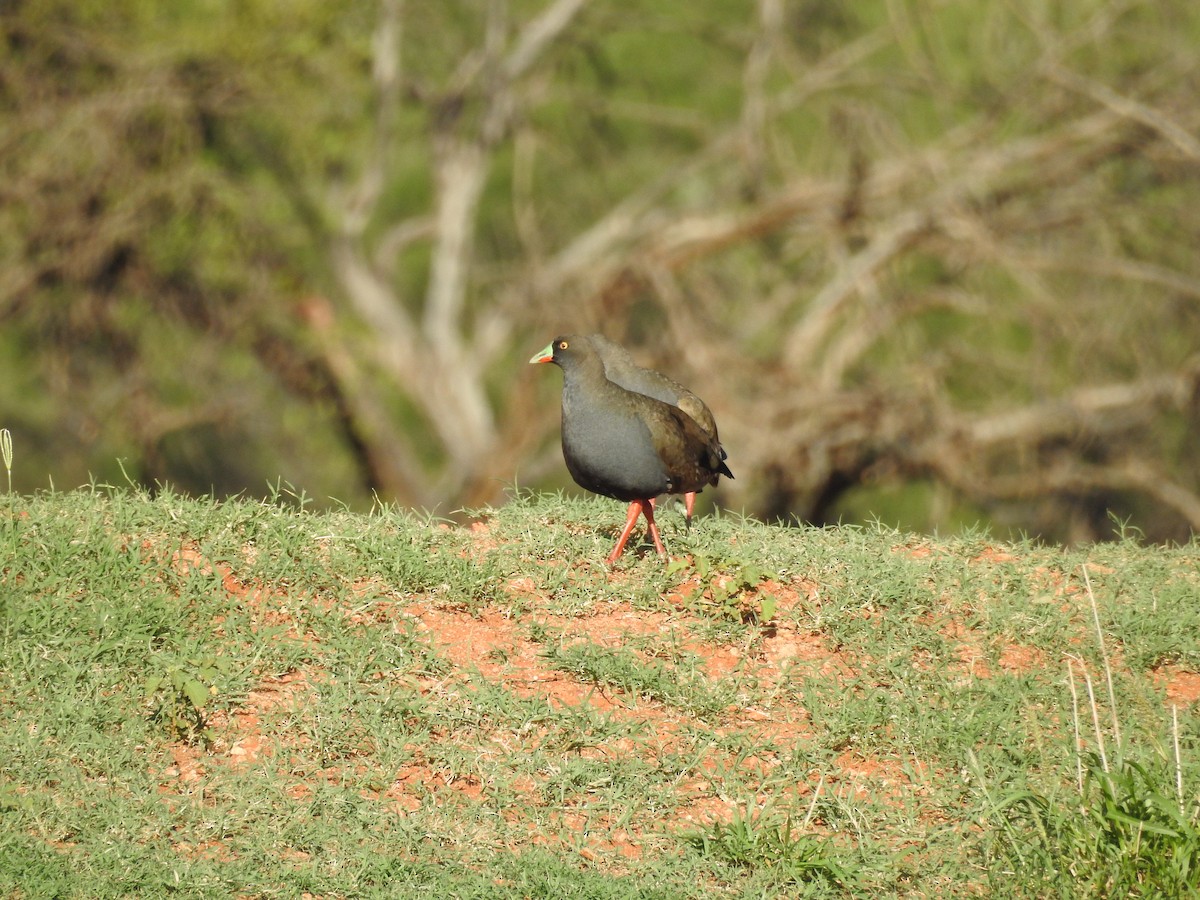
[640,400,731,493]
[677,393,720,443]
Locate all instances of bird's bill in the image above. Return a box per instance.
[529,343,555,364]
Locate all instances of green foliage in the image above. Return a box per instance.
[0,0,378,500]
[2,0,1199,545]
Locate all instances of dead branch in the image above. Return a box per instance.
[323,0,592,491]
[937,457,1200,534]
[784,208,932,364]
[504,0,591,80]
[1043,63,1200,161]
[960,371,1200,448]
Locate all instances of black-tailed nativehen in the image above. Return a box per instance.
[530,335,733,563]
[586,333,727,529]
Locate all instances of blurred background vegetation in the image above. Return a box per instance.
[2,0,1198,543]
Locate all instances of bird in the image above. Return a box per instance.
[530,335,733,563]
[585,333,727,529]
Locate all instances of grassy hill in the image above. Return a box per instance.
[2,486,1198,897]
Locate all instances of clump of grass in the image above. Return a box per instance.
[682,806,853,889]
[982,749,1200,898]
[976,565,1200,898]
[540,639,735,719]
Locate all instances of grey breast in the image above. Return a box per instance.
[561,383,670,501]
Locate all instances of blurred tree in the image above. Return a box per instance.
[2,0,1198,542]
[0,0,378,499]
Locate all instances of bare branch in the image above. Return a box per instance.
[423,142,488,357]
[739,0,783,191]
[504,0,590,80]
[1112,461,1200,531]
[1043,63,1200,161]
[530,18,898,302]
[947,458,1200,534]
[331,240,417,374]
[816,289,989,391]
[342,0,404,238]
[962,371,1198,448]
[784,208,931,363]
[296,297,435,507]
[373,216,436,276]
[1019,253,1200,303]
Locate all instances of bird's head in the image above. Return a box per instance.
[529,335,589,369]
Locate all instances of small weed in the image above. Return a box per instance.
[526,621,552,643]
[485,646,511,664]
[144,651,231,744]
[670,552,778,623]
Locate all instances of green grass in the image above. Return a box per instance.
[1,484,1199,897]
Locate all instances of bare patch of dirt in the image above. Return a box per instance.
[1153,666,1200,707]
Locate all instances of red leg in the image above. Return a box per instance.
[640,499,668,558]
[606,499,668,563]
[684,492,696,531]
[607,501,644,564]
